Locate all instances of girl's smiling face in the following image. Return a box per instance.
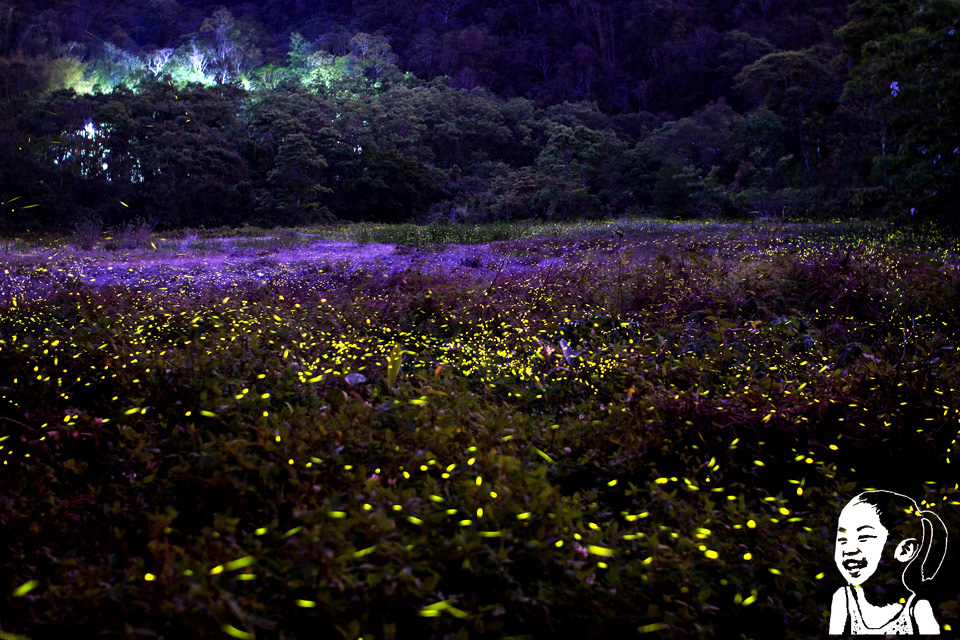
[835,501,889,586]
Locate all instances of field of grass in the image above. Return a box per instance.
[1,220,959,639]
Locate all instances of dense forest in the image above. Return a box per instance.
[0,0,957,231]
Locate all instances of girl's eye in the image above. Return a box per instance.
[858,536,875,542]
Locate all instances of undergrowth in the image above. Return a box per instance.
[0,221,958,639]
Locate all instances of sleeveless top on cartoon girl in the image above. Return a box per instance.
[845,586,917,634]
[829,490,948,635]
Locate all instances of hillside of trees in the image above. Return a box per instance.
[0,0,957,231]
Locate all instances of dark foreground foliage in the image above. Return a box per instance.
[1,221,959,639]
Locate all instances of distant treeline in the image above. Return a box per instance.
[0,0,850,114]
[0,0,957,231]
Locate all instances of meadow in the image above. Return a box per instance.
[1,219,959,639]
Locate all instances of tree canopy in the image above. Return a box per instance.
[0,0,957,231]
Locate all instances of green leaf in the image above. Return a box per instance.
[386,342,403,389]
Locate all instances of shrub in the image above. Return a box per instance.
[108,217,156,250]
[72,215,103,250]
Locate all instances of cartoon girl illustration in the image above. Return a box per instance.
[829,490,948,635]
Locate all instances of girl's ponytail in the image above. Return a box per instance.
[917,508,948,582]
[851,490,948,590]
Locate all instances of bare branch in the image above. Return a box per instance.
[146,47,174,76]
